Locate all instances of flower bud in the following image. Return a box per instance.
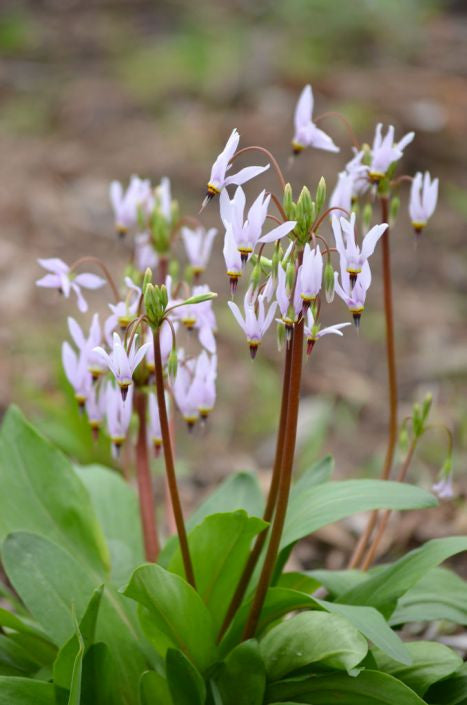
[315,177,326,214]
[362,203,373,231]
[390,196,400,226]
[399,425,409,452]
[167,347,178,382]
[160,284,168,309]
[276,321,286,351]
[412,402,423,438]
[272,246,281,279]
[143,268,153,294]
[283,183,294,220]
[250,262,261,291]
[421,393,432,427]
[324,261,335,303]
[285,261,295,295]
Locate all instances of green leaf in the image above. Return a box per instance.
[53,586,103,689]
[222,587,410,666]
[169,511,267,632]
[259,611,367,680]
[0,635,41,677]
[80,643,119,705]
[390,568,467,626]
[315,600,412,666]
[3,532,148,705]
[3,533,97,645]
[338,536,467,617]
[0,406,109,574]
[75,465,144,585]
[276,573,321,594]
[0,677,55,705]
[159,471,264,568]
[425,662,467,705]
[267,669,427,704]
[281,480,437,549]
[372,641,462,696]
[123,563,217,673]
[166,649,206,705]
[307,569,368,597]
[215,640,266,705]
[139,670,173,705]
[290,456,333,497]
[67,614,85,705]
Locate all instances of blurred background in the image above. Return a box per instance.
[0,0,465,569]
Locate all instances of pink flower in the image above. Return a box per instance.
[135,232,159,272]
[85,384,107,439]
[148,392,163,456]
[191,352,217,418]
[334,261,372,326]
[145,320,175,372]
[104,382,133,457]
[292,85,339,154]
[104,277,141,343]
[36,258,105,313]
[276,264,302,328]
[223,224,243,294]
[332,214,387,282]
[67,314,105,379]
[298,244,323,305]
[93,332,150,400]
[304,309,350,355]
[369,124,414,181]
[204,129,269,205]
[181,226,218,275]
[109,175,152,234]
[172,356,199,428]
[432,473,454,501]
[62,340,92,407]
[409,171,438,232]
[228,288,277,357]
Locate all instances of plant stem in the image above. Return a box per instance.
[360,437,417,570]
[217,341,293,642]
[232,146,286,191]
[243,319,304,639]
[134,391,160,562]
[348,196,398,569]
[153,327,196,587]
[69,255,120,302]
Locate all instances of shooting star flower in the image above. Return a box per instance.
[181,226,218,276]
[334,261,372,326]
[304,308,350,355]
[228,288,277,357]
[298,244,323,306]
[332,213,387,284]
[409,171,438,233]
[203,129,269,207]
[368,123,414,182]
[36,258,105,313]
[93,332,150,400]
[292,84,339,155]
[105,382,133,457]
[110,175,152,235]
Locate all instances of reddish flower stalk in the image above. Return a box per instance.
[134,391,160,562]
[153,327,196,587]
[217,342,293,642]
[360,436,418,570]
[243,317,304,639]
[348,195,398,569]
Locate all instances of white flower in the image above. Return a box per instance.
[409,171,438,232]
[304,308,350,354]
[204,129,269,204]
[36,258,105,313]
[298,244,323,304]
[369,124,414,180]
[93,332,150,400]
[332,213,387,280]
[334,261,372,326]
[181,226,218,274]
[292,84,339,154]
[109,176,152,234]
[228,288,277,357]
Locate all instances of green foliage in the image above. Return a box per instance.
[0,408,465,704]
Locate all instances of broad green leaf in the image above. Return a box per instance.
[315,600,411,665]
[80,643,119,705]
[425,662,467,705]
[222,587,410,665]
[3,533,97,645]
[281,480,437,549]
[372,641,462,696]
[215,640,266,705]
[188,472,264,529]
[139,670,173,705]
[3,633,56,671]
[166,649,206,705]
[267,669,427,704]
[123,563,217,673]
[276,573,321,594]
[307,569,368,597]
[0,676,55,705]
[259,611,368,680]
[0,406,109,574]
[75,464,144,584]
[169,511,267,632]
[159,471,264,567]
[54,586,103,689]
[390,568,467,626]
[3,532,147,705]
[0,635,41,677]
[338,536,467,617]
[0,608,51,642]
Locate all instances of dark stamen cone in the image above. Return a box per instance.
[249,344,258,359]
[352,312,361,329]
[306,339,315,356]
[186,419,197,432]
[229,276,239,296]
[349,273,358,287]
[153,442,162,458]
[113,441,122,458]
[200,191,214,213]
[240,252,249,264]
[301,300,311,315]
[91,425,100,442]
[120,385,129,402]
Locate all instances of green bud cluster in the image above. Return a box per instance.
[143,268,168,328]
[283,181,326,245]
[324,260,335,303]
